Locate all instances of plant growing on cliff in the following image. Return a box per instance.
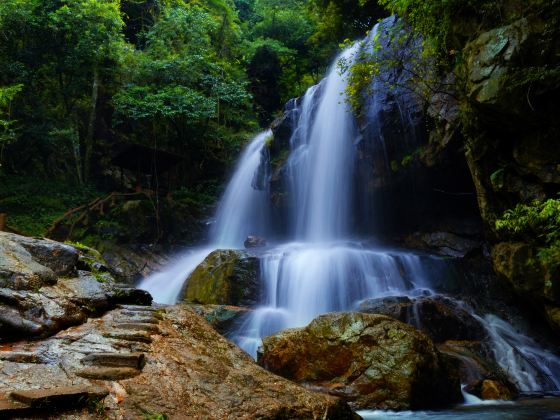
[496,198,560,271]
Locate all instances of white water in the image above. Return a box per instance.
[138,24,560,397]
[480,314,560,393]
[137,247,212,304]
[137,130,271,300]
[288,44,360,241]
[210,129,271,247]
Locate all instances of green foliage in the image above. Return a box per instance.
[496,198,560,271]
[0,84,23,164]
[0,175,99,236]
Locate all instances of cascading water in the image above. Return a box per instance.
[210,129,272,247]
[139,19,560,399]
[137,130,271,299]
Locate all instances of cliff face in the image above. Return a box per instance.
[263,5,560,333]
[458,13,560,332]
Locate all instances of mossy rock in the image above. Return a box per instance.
[182,249,260,306]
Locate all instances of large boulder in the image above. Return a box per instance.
[358,295,486,343]
[0,232,152,342]
[258,312,462,410]
[0,305,356,419]
[183,249,260,306]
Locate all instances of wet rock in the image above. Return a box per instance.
[358,295,486,342]
[480,379,514,400]
[259,312,462,410]
[244,235,267,248]
[190,304,250,334]
[438,340,517,400]
[183,249,260,306]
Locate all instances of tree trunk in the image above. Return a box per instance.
[83,68,99,183]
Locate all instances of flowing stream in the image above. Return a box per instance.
[139,23,560,403]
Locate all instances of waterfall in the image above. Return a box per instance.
[289,44,360,241]
[139,19,560,397]
[210,129,272,248]
[137,130,271,299]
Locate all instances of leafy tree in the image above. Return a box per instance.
[0,84,23,171]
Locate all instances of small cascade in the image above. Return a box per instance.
[210,129,272,248]
[480,314,560,393]
[233,242,440,356]
[137,247,212,304]
[138,130,271,301]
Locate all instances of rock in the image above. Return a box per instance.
[76,366,141,380]
[10,385,108,408]
[492,242,545,297]
[81,352,145,369]
[0,234,57,290]
[0,304,356,419]
[183,249,260,306]
[467,18,531,112]
[259,312,462,410]
[438,340,517,400]
[108,285,153,306]
[190,304,250,334]
[0,231,78,277]
[244,235,267,248]
[404,232,481,258]
[480,379,514,400]
[358,295,486,343]
[0,231,153,342]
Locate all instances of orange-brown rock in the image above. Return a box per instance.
[258,312,462,410]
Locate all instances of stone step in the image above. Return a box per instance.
[113,315,160,324]
[117,304,159,312]
[0,396,31,417]
[76,366,141,380]
[0,351,45,364]
[103,331,153,344]
[81,352,145,369]
[114,322,161,334]
[10,385,108,408]
[120,309,163,320]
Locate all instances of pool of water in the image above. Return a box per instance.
[357,397,560,419]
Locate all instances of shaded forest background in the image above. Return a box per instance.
[0,0,385,242]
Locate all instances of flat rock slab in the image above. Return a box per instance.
[103,331,153,343]
[117,304,161,312]
[0,396,31,417]
[0,351,45,364]
[113,322,160,334]
[81,352,145,369]
[10,385,108,408]
[119,309,163,320]
[76,366,141,380]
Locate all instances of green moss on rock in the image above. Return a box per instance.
[183,249,260,306]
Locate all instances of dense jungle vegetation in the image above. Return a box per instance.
[0,0,384,239]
